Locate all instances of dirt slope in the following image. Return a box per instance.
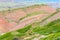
[0,5,56,34]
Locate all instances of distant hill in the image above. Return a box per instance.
[0,4,58,34]
[0,4,56,22]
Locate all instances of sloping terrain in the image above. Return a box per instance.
[0,4,56,33]
[0,4,60,40]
